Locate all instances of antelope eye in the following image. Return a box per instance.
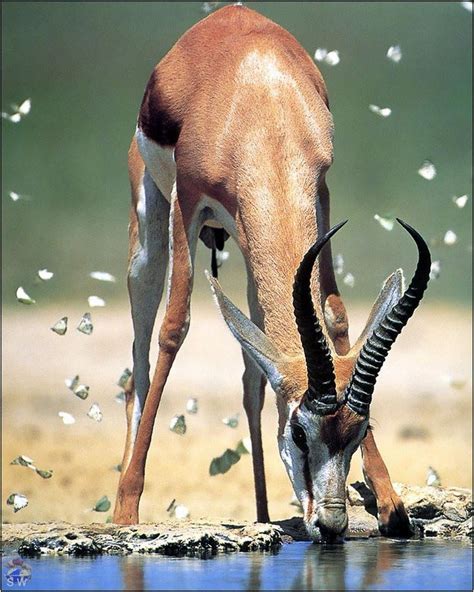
[291,423,308,453]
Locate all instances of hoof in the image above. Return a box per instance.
[378,496,414,538]
[113,514,139,526]
[113,497,140,525]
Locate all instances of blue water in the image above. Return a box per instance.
[3,539,472,591]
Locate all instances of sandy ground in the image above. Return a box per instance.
[2,299,471,525]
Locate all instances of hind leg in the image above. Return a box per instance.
[242,271,270,522]
[114,152,170,521]
[114,187,201,524]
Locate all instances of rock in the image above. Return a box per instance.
[2,520,281,558]
[442,502,468,522]
[238,523,282,551]
[17,540,41,558]
[273,517,310,542]
[419,517,472,539]
[393,483,472,539]
[345,506,379,539]
[347,483,366,507]
[347,482,472,540]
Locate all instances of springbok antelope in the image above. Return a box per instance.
[114,5,431,542]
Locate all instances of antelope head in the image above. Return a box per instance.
[208,219,431,543]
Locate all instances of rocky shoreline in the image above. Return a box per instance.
[2,484,471,558]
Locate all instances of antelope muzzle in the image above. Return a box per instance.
[313,498,348,543]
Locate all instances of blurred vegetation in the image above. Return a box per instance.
[2,2,472,308]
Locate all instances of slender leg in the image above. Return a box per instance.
[360,429,413,537]
[242,271,270,523]
[117,170,170,484]
[114,190,199,524]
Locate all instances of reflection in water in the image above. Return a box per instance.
[292,538,410,591]
[290,544,347,591]
[121,556,145,591]
[105,539,471,591]
[247,553,263,592]
[359,540,403,590]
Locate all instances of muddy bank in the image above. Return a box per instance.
[2,485,471,558]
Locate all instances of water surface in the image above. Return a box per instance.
[5,539,472,591]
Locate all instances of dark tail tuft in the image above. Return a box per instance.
[199,227,229,279]
[211,248,218,278]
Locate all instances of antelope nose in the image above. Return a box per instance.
[316,508,348,539]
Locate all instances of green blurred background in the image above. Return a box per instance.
[2,2,472,307]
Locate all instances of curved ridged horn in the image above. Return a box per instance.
[293,221,348,415]
[345,219,431,416]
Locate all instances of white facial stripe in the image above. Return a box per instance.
[278,430,310,512]
[311,453,347,502]
[279,401,312,515]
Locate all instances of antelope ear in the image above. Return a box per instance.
[352,269,405,351]
[206,272,286,392]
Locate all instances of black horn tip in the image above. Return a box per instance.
[325,219,349,242]
[344,218,432,417]
[396,218,432,275]
[395,218,421,238]
[396,218,431,254]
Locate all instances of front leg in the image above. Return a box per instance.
[360,429,413,537]
[242,271,270,523]
[242,353,269,523]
